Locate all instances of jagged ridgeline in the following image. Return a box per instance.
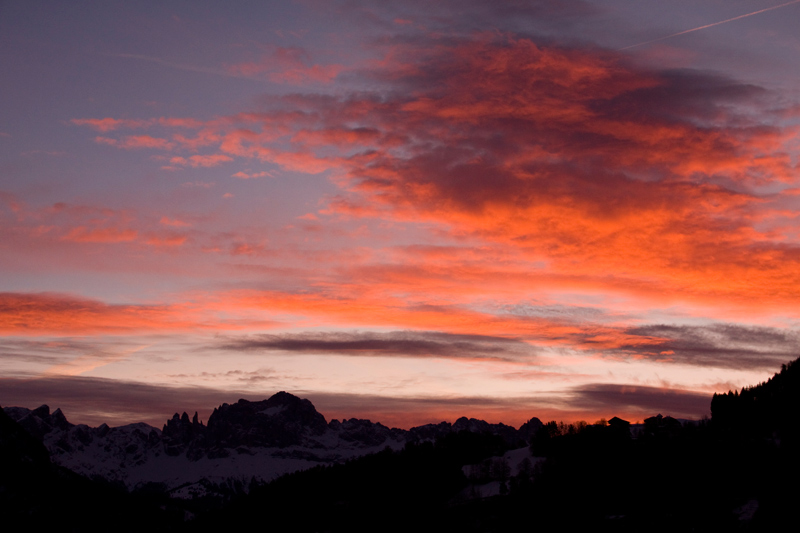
[4,358,800,531]
[162,391,330,459]
[2,390,543,503]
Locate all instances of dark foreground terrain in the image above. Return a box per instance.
[3,358,800,532]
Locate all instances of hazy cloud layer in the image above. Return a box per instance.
[220,331,532,361]
[569,383,711,419]
[619,324,800,369]
[0,375,707,429]
[0,375,238,428]
[0,375,547,428]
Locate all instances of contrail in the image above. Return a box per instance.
[620,0,800,50]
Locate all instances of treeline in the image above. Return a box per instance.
[188,357,800,532]
[190,430,510,532]
[712,357,800,444]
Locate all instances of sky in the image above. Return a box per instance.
[2,0,800,429]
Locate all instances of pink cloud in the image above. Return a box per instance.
[231,242,267,256]
[143,233,188,247]
[231,170,274,179]
[95,135,175,150]
[2,199,199,254]
[169,154,233,167]
[159,216,191,227]
[72,118,145,132]
[227,46,343,84]
[73,117,204,132]
[62,226,138,244]
[0,191,23,213]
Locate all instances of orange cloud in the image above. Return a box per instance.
[223,288,662,353]
[0,291,290,336]
[0,293,199,335]
[68,35,800,315]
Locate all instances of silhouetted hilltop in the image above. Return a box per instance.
[712,357,800,444]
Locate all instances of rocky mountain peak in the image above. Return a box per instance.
[206,392,328,449]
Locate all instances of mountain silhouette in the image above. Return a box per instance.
[4,359,800,531]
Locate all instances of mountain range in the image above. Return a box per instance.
[3,358,800,531]
[3,391,542,500]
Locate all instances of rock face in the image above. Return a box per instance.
[207,392,328,448]
[3,391,543,499]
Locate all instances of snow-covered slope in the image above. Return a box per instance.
[4,392,542,499]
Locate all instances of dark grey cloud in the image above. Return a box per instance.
[619,324,799,370]
[601,68,767,125]
[219,330,532,361]
[569,383,711,420]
